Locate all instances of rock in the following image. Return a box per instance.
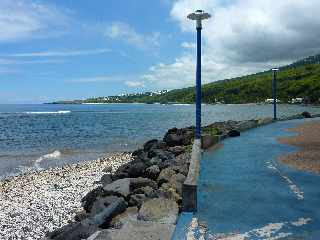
[158,183,181,203]
[91,197,128,228]
[90,221,175,240]
[100,174,112,186]
[128,194,147,207]
[228,129,240,137]
[147,149,174,161]
[74,210,88,222]
[143,139,159,151]
[90,196,126,215]
[168,173,186,195]
[174,153,191,166]
[103,178,131,198]
[138,198,179,224]
[302,111,312,118]
[133,186,157,198]
[109,207,138,229]
[130,177,158,190]
[82,187,105,213]
[168,146,185,156]
[48,221,97,240]
[157,168,176,185]
[102,166,113,173]
[258,117,274,126]
[163,128,194,147]
[149,157,162,166]
[127,161,146,178]
[145,165,160,180]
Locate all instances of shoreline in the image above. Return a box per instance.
[0,152,132,240]
[278,120,320,174]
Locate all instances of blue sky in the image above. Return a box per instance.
[1,0,320,103]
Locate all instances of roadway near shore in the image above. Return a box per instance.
[180,118,320,240]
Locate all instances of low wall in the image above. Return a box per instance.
[182,139,201,212]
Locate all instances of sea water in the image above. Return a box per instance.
[0,103,319,178]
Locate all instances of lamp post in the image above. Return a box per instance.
[272,68,279,120]
[187,10,211,140]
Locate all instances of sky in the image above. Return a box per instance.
[1,0,320,103]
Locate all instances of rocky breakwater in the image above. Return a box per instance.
[47,129,194,240]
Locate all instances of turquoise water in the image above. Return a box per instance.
[0,103,319,178]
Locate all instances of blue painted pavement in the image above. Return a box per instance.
[173,118,320,239]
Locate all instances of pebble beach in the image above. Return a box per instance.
[0,153,132,240]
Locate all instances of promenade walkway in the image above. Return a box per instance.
[174,118,320,239]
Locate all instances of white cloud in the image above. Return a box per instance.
[0,0,70,42]
[142,0,320,89]
[5,49,111,58]
[181,42,196,49]
[125,81,145,88]
[105,22,160,49]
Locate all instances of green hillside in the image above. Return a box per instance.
[137,55,320,104]
[52,54,320,104]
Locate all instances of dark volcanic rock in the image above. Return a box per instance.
[128,194,147,207]
[163,127,194,147]
[100,174,112,186]
[127,161,146,178]
[130,177,158,190]
[145,165,160,180]
[302,111,312,118]
[168,146,185,156]
[157,168,176,185]
[81,187,105,213]
[228,129,240,137]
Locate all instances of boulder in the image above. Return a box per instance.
[90,196,125,215]
[157,168,176,185]
[109,207,138,229]
[130,177,158,190]
[147,149,174,161]
[47,222,97,240]
[163,128,194,147]
[228,129,240,137]
[168,146,185,156]
[174,153,191,166]
[82,187,105,213]
[128,194,147,207]
[127,161,146,178]
[145,165,160,180]
[138,198,179,224]
[103,178,131,198]
[132,186,157,198]
[90,221,175,240]
[100,174,112,186]
[158,183,181,203]
[302,111,312,118]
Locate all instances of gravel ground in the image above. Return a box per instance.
[278,120,320,174]
[0,153,132,240]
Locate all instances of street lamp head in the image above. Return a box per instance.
[272,68,279,72]
[187,10,211,29]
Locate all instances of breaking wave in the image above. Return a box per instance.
[34,150,62,170]
[24,111,71,115]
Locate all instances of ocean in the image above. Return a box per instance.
[0,103,319,179]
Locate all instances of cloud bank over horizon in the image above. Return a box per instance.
[141,0,320,89]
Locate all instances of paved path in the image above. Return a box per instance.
[174,119,320,239]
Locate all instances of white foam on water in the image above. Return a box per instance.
[24,110,71,115]
[34,150,62,170]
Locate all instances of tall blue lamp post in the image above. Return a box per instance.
[188,10,211,139]
[272,68,279,120]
